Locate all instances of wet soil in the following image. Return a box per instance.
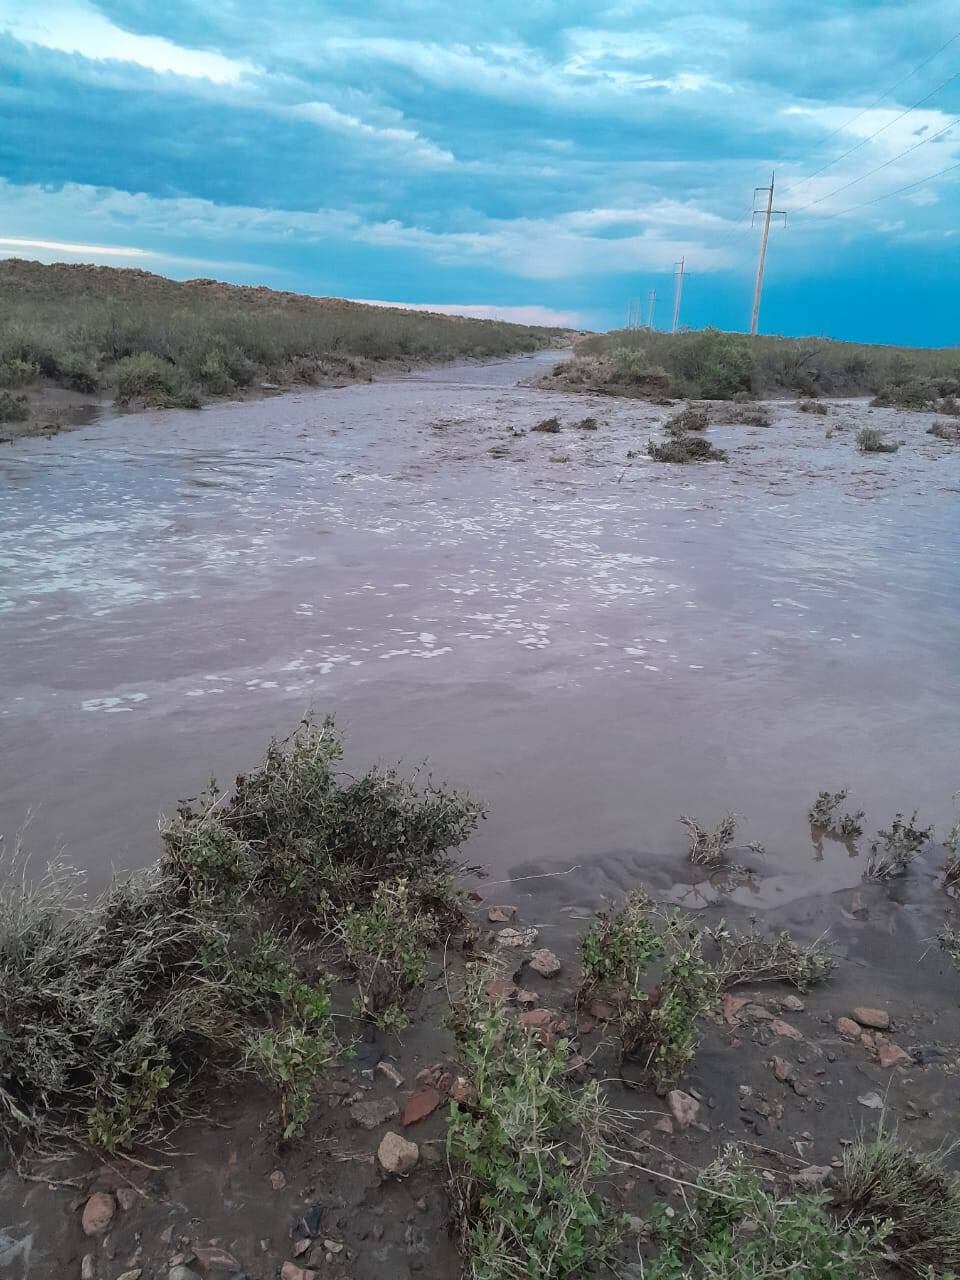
[1,352,959,1277]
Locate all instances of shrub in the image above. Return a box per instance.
[713,923,835,991]
[681,813,737,866]
[796,399,830,415]
[808,789,864,837]
[532,416,562,433]
[856,427,899,453]
[573,416,598,430]
[114,352,183,406]
[578,890,662,1009]
[0,357,39,387]
[339,878,434,1030]
[928,420,960,441]
[645,1145,888,1279]
[54,351,99,393]
[447,964,616,1279]
[866,810,933,879]
[836,1134,960,1277]
[672,328,755,399]
[664,406,709,436]
[0,391,29,423]
[648,436,727,463]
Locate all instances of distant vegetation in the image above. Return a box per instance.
[0,259,564,415]
[545,326,960,406]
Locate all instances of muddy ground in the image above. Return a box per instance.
[0,351,959,1277]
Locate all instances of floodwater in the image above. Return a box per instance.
[1,351,958,907]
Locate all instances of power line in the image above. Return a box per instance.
[791,114,960,213]
[779,67,960,200]
[812,156,960,221]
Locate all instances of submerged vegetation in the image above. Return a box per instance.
[545,324,960,403]
[856,426,899,453]
[0,259,563,412]
[648,435,728,463]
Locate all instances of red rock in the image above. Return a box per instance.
[269,1169,287,1191]
[515,988,538,1005]
[853,1007,890,1030]
[653,1117,674,1135]
[876,1039,912,1069]
[722,993,750,1025]
[519,1008,565,1046]
[402,1087,442,1126]
[485,977,517,1002]
[281,1264,315,1280]
[781,995,805,1012]
[449,1076,477,1106]
[82,1192,116,1236]
[770,1018,803,1041]
[771,1055,793,1083]
[666,1089,700,1129]
[487,905,517,923]
[587,998,616,1022]
[836,1016,861,1039]
[860,1031,877,1051]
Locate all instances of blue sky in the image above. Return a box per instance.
[2,1,960,343]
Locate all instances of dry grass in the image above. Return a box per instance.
[681,814,738,866]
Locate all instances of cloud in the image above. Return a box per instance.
[0,0,256,83]
[290,101,455,166]
[0,233,259,275]
[351,300,585,326]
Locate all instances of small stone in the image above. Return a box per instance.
[853,1007,890,1031]
[114,1187,138,1213]
[781,995,805,1012]
[82,1193,116,1236]
[587,998,616,1022]
[497,926,538,948]
[836,1017,861,1039]
[116,1271,142,1280]
[323,1240,344,1254]
[515,989,538,1006]
[653,1117,674,1135]
[487,905,517,923]
[791,1166,832,1187]
[518,1008,563,1046]
[485,978,517,1002]
[402,1087,442,1126]
[858,1090,884,1110]
[771,1056,794,1083]
[449,1076,477,1106]
[877,1039,912,1069]
[376,1061,404,1089]
[529,949,561,978]
[269,1169,287,1191]
[81,1256,96,1280]
[350,1097,400,1129]
[721,993,751,1025]
[666,1090,699,1129]
[168,1269,202,1280]
[292,1239,311,1258]
[192,1247,239,1270]
[378,1131,419,1175]
[770,1018,803,1041]
[280,1265,315,1280]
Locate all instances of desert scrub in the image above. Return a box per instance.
[664,405,709,436]
[447,964,616,1280]
[808,789,864,839]
[0,391,29,422]
[532,415,562,432]
[573,415,598,430]
[54,351,98,393]
[215,715,483,915]
[114,352,201,408]
[796,398,830,414]
[928,419,960,441]
[713,403,770,426]
[648,436,727,463]
[577,890,663,1008]
[0,357,39,387]
[712,922,834,991]
[339,878,434,1030]
[681,813,737,867]
[856,426,899,453]
[836,1133,960,1277]
[643,1144,888,1279]
[866,810,933,879]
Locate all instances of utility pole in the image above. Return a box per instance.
[647,288,657,330]
[671,257,686,333]
[750,172,786,336]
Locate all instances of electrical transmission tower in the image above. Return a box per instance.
[750,172,786,335]
[671,257,686,333]
[646,288,657,330]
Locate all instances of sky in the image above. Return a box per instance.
[2,1,960,344]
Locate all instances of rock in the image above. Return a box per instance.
[857,1091,884,1110]
[791,1166,832,1187]
[193,1246,240,1269]
[853,1007,890,1030]
[292,1239,311,1258]
[529,949,561,978]
[116,1271,142,1280]
[168,1269,203,1280]
[81,1256,96,1280]
[323,1240,344,1254]
[721,993,750,1025]
[836,1017,861,1039]
[449,1076,477,1106]
[515,989,538,1006]
[82,1193,116,1236]
[269,1169,287,1191]
[770,1019,803,1041]
[113,1187,138,1213]
[485,977,517,1002]
[771,1056,794,1083]
[402,1087,442,1126]
[653,1117,674,1135]
[378,1131,419,1176]
[487,905,517,923]
[518,1008,564,1046]
[280,1265,315,1280]
[497,926,538,948]
[587,998,616,1022]
[781,995,805,1012]
[377,1061,405,1088]
[350,1097,400,1129]
[666,1090,699,1129]
[876,1039,912,1069]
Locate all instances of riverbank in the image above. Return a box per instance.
[0,259,568,441]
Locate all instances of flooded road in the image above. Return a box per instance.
[1,350,958,906]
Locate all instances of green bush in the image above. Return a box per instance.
[0,391,29,423]
[54,351,99,393]
[856,427,899,454]
[648,436,727,463]
[114,352,181,404]
[0,357,39,387]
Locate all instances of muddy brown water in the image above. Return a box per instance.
[2,352,960,1278]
